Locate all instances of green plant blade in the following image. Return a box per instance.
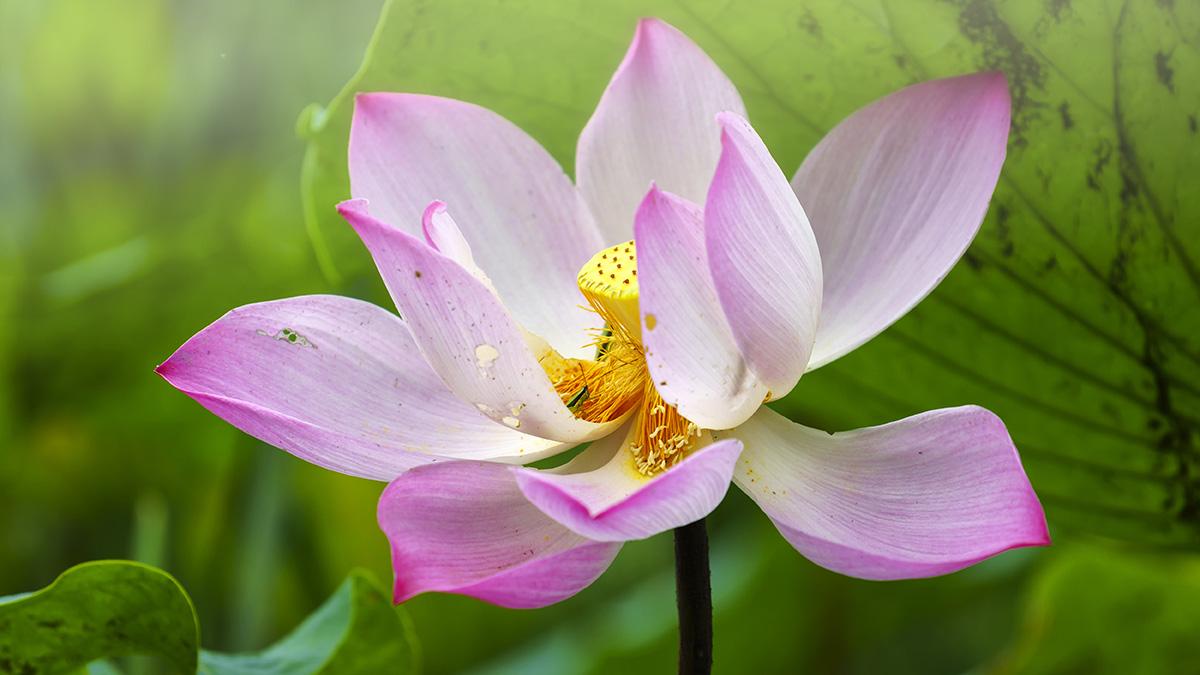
[200,571,419,675]
[0,562,417,675]
[0,560,199,675]
[300,0,1200,547]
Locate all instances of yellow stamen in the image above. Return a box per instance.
[631,379,701,475]
[539,339,644,423]
[539,239,703,476]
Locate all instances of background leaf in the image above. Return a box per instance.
[0,562,417,675]
[0,560,199,674]
[302,0,1200,547]
[988,544,1200,674]
[200,570,419,675]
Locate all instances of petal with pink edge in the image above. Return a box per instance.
[379,461,620,608]
[732,406,1049,580]
[576,18,746,244]
[634,187,766,429]
[514,424,743,542]
[705,112,822,398]
[156,295,567,480]
[793,73,1011,369]
[350,93,603,358]
[339,200,617,444]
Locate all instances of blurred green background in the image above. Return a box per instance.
[3,0,1198,673]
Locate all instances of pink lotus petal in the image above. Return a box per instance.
[339,200,619,445]
[733,406,1049,580]
[514,426,743,542]
[576,17,746,244]
[795,73,1011,369]
[379,461,621,608]
[350,93,604,358]
[705,112,822,398]
[633,187,766,429]
[156,295,566,480]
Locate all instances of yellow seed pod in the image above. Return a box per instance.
[577,239,641,341]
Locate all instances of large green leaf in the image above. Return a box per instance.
[300,0,1200,546]
[0,561,417,674]
[0,560,199,674]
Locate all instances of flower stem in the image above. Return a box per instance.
[673,518,713,675]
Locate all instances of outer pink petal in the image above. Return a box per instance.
[576,17,746,244]
[705,112,822,398]
[156,296,566,480]
[514,426,743,542]
[350,93,604,358]
[338,200,617,444]
[633,187,767,429]
[378,461,620,608]
[794,73,1011,369]
[732,406,1049,580]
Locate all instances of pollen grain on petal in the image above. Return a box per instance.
[475,343,500,368]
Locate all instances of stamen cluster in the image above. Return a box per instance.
[538,240,702,476]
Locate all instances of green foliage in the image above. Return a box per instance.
[991,545,1200,675]
[0,561,198,674]
[301,0,1200,547]
[1,0,394,656]
[0,562,417,675]
[200,572,419,675]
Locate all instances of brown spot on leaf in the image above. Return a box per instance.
[1059,101,1074,130]
[1155,51,1175,93]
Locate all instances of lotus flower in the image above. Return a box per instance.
[158,18,1048,609]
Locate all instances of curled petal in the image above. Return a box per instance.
[379,461,621,608]
[734,406,1049,580]
[339,200,618,444]
[634,186,766,429]
[350,93,603,357]
[794,73,1011,368]
[514,425,743,542]
[421,201,475,275]
[421,201,498,295]
[705,112,822,397]
[577,17,746,243]
[156,296,566,480]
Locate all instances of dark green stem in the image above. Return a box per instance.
[674,518,713,675]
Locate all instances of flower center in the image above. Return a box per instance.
[539,240,701,476]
